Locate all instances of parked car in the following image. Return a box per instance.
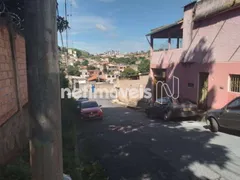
[145,97,198,121]
[63,174,72,180]
[77,97,89,109]
[78,97,89,102]
[79,101,103,120]
[206,97,240,132]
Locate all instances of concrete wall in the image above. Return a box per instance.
[185,8,240,63]
[0,22,29,165]
[116,75,151,105]
[194,0,240,21]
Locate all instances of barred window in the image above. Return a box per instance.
[230,75,240,93]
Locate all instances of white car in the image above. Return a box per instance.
[63,174,72,180]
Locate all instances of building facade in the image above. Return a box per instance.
[105,74,119,84]
[147,0,240,109]
[79,69,89,79]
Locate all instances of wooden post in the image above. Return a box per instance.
[24,0,63,179]
[150,36,154,56]
[168,36,171,50]
[177,38,180,48]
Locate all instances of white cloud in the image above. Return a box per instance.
[96,24,107,31]
[99,0,115,2]
[70,15,115,34]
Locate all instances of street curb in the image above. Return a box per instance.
[111,99,128,107]
[126,105,140,109]
[112,99,145,111]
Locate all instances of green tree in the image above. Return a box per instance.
[121,67,138,78]
[82,60,89,66]
[67,65,80,76]
[138,59,150,74]
[74,61,81,67]
[109,57,138,65]
[60,70,69,88]
[87,65,96,70]
[57,16,70,33]
[76,50,82,58]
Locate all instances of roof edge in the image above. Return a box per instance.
[146,19,183,36]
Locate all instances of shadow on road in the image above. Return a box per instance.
[77,106,238,180]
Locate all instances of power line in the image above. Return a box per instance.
[65,0,69,65]
[69,0,73,48]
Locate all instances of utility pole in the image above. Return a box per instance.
[24,0,63,180]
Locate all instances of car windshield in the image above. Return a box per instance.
[156,97,170,104]
[78,98,88,101]
[81,101,98,109]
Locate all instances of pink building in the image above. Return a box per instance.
[147,0,240,109]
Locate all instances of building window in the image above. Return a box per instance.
[230,74,240,93]
[188,83,194,88]
[75,83,80,89]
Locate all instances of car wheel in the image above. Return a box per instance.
[145,109,149,116]
[163,111,170,121]
[209,117,219,132]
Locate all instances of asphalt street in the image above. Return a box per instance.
[77,98,240,180]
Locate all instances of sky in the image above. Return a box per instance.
[57,0,194,54]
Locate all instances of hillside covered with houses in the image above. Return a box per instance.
[59,48,150,86]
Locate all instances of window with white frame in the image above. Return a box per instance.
[230,74,240,93]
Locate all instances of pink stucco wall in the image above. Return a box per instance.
[151,48,183,69]
[150,7,240,109]
[185,8,240,63]
[168,62,240,109]
[182,3,195,50]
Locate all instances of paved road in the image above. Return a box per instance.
[77,98,240,180]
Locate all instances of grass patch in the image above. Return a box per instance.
[0,150,30,180]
